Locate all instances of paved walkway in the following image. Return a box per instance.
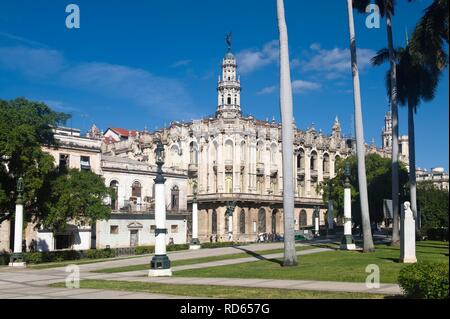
[0,238,403,298]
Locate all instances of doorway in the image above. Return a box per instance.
[130,230,139,247]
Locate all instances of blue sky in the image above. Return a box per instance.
[0,0,448,170]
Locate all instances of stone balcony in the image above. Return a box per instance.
[297,168,305,176]
[188,163,198,173]
[188,193,324,205]
[270,164,278,175]
[311,169,318,177]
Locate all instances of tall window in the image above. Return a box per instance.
[171,186,179,211]
[256,142,263,163]
[110,180,119,210]
[310,151,318,171]
[190,142,198,165]
[131,181,142,198]
[323,154,330,174]
[225,140,233,162]
[80,156,91,171]
[297,149,305,170]
[240,142,246,163]
[256,177,264,194]
[271,210,278,234]
[59,154,69,170]
[227,95,232,105]
[239,210,246,234]
[299,210,307,228]
[212,210,218,234]
[270,144,277,163]
[258,208,266,233]
[225,174,233,193]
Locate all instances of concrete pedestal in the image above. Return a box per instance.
[9,262,26,268]
[400,202,417,264]
[189,245,201,250]
[148,268,173,277]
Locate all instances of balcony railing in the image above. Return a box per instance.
[256,162,264,175]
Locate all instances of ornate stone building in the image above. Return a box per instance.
[102,45,358,243]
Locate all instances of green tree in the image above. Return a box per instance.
[319,154,408,228]
[417,182,449,235]
[0,98,70,220]
[42,169,113,231]
[372,45,439,229]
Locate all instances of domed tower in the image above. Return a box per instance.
[382,110,393,150]
[217,33,242,119]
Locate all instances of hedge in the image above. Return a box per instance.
[0,253,10,265]
[398,262,449,299]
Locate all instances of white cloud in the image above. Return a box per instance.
[0,45,194,118]
[236,40,279,74]
[302,45,376,78]
[171,59,191,68]
[258,80,321,95]
[292,80,321,93]
[0,46,65,78]
[257,86,277,95]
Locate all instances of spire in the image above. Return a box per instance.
[217,33,241,119]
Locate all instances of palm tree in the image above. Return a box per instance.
[410,0,449,74]
[276,0,297,266]
[372,45,439,228]
[346,0,375,252]
[353,0,405,245]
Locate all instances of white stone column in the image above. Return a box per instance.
[9,199,26,267]
[341,184,356,250]
[190,201,201,250]
[149,149,172,276]
[400,202,417,263]
[305,153,311,196]
[327,199,334,232]
[228,214,233,241]
[314,211,320,237]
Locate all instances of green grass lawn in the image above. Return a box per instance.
[49,279,389,299]
[95,245,315,273]
[173,241,449,284]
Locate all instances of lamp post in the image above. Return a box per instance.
[149,140,172,277]
[9,177,26,267]
[226,201,236,242]
[341,162,356,250]
[189,180,201,250]
[313,206,320,237]
[327,182,334,235]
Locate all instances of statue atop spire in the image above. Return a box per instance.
[226,32,232,52]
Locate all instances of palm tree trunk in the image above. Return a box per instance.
[408,102,418,228]
[277,0,297,266]
[346,0,375,252]
[386,13,401,246]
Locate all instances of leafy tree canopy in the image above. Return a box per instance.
[43,169,113,231]
[417,181,449,232]
[0,98,70,217]
[319,153,409,226]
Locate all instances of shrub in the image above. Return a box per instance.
[0,253,10,265]
[135,246,154,255]
[167,244,189,252]
[426,228,449,241]
[84,248,115,259]
[23,252,48,264]
[398,262,449,299]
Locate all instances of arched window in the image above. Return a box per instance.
[310,151,318,171]
[258,208,266,233]
[257,141,263,163]
[323,153,330,174]
[110,180,119,210]
[239,210,246,234]
[227,95,232,105]
[170,145,179,167]
[271,209,279,234]
[270,144,277,163]
[299,210,307,228]
[131,181,142,198]
[225,140,234,162]
[190,142,198,165]
[171,186,179,211]
[225,175,233,193]
[212,209,218,234]
[297,149,305,170]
